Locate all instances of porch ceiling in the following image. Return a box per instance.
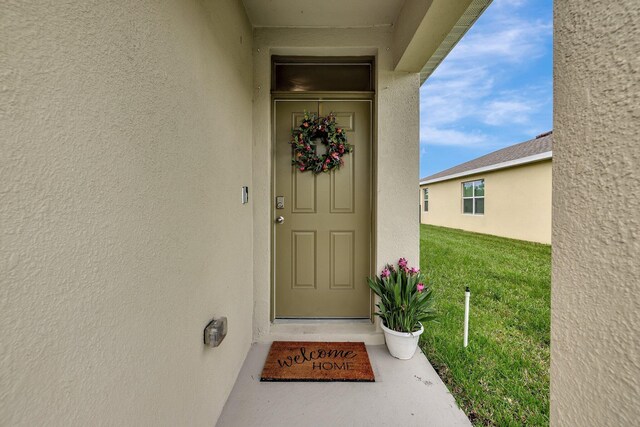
[242,0,493,85]
[241,0,405,28]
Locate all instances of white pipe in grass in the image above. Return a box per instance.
[464,286,470,348]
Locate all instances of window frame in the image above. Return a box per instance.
[423,188,429,212]
[462,179,485,215]
[272,56,375,92]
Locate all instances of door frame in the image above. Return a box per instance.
[270,93,376,321]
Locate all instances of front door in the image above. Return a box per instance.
[274,100,372,318]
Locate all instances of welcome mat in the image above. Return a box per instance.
[260,341,375,382]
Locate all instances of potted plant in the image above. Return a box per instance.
[368,258,436,359]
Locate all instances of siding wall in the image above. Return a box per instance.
[1,1,254,425]
[552,0,640,425]
[420,161,552,244]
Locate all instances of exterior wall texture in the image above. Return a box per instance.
[552,1,640,425]
[420,161,552,244]
[251,28,421,338]
[1,0,254,425]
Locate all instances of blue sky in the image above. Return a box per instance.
[419,0,553,178]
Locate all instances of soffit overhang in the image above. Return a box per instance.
[241,0,493,85]
[410,0,494,84]
[242,0,405,28]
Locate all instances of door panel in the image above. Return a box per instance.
[292,170,316,213]
[292,231,316,289]
[330,149,354,213]
[274,100,371,318]
[330,231,354,289]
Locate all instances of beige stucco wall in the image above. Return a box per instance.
[251,28,421,338]
[420,161,552,244]
[1,1,254,425]
[552,1,640,425]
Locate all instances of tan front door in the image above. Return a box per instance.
[274,100,372,318]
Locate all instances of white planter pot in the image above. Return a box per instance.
[381,322,424,360]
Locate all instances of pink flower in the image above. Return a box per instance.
[398,258,408,269]
[417,283,425,293]
[409,267,419,275]
[381,268,391,279]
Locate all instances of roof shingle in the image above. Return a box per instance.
[420,131,553,183]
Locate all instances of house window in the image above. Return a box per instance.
[423,188,429,212]
[272,56,374,92]
[462,180,484,215]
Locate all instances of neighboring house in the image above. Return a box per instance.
[420,132,552,244]
[3,1,639,426]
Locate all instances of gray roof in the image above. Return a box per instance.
[420,131,553,183]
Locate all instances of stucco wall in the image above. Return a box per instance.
[552,1,640,425]
[1,1,253,425]
[420,161,552,244]
[251,28,420,338]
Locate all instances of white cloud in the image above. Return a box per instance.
[420,66,494,127]
[420,126,491,148]
[482,99,534,125]
[450,20,551,64]
[491,0,529,11]
[419,0,552,147]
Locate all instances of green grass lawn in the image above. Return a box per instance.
[419,225,550,426]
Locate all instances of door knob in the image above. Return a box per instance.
[275,216,284,224]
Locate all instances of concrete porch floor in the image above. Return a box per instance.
[216,343,471,427]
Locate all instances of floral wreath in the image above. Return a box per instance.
[290,112,353,174]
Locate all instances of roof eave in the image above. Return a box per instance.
[419,0,494,84]
[393,0,493,84]
[420,151,552,185]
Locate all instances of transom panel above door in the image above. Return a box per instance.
[274,100,372,318]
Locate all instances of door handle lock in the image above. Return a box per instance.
[275,216,284,224]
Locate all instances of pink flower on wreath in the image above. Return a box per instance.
[409,267,419,275]
[398,258,408,269]
[417,283,425,293]
[381,268,391,279]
